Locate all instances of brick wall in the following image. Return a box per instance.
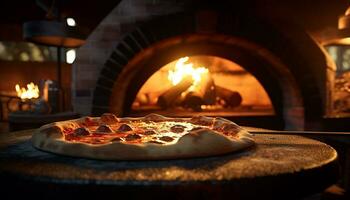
[72,0,186,115]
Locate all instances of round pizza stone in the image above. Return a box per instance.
[0,130,338,199]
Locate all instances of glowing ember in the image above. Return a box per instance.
[168,57,209,91]
[15,82,40,100]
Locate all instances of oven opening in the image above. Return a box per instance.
[131,55,274,117]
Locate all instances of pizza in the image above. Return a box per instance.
[32,113,254,160]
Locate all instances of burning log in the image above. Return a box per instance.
[182,92,203,111]
[200,73,216,105]
[182,74,216,111]
[215,86,242,107]
[157,76,193,108]
[135,90,165,106]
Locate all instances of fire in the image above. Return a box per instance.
[168,57,208,91]
[15,82,40,100]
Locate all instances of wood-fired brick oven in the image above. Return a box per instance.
[72,0,335,131]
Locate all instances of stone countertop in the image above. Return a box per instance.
[0,129,339,199]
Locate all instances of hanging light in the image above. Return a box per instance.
[23,20,85,48]
[66,17,76,27]
[66,49,76,64]
[22,0,85,48]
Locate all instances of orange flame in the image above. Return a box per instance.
[15,82,40,100]
[168,57,208,91]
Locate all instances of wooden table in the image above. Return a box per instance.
[0,129,339,200]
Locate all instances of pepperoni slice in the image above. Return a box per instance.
[125,134,141,141]
[118,124,132,132]
[170,125,186,133]
[143,130,157,135]
[100,113,119,124]
[159,136,174,142]
[73,127,91,136]
[111,137,122,142]
[83,117,98,126]
[96,125,113,133]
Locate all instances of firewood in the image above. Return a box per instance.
[215,86,242,107]
[182,92,204,111]
[201,74,216,105]
[157,76,193,108]
[182,74,216,111]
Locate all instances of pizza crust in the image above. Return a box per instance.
[32,114,254,160]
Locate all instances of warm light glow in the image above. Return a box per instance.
[15,82,39,100]
[168,57,208,91]
[66,49,76,64]
[133,55,274,113]
[66,18,76,26]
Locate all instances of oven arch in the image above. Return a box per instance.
[89,11,328,130]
